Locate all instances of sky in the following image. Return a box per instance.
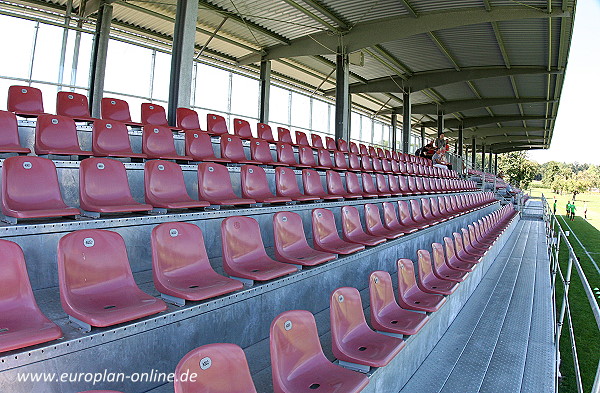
[528,0,600,165]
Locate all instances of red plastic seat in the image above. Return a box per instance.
[333,151,348,171]
[0,110,30,153]
[420,198,443,225]
[443,237,475,272]
[312,208,365,254]
[56,91,95,122]
[387,175,403,196]
[461,227,487,257]
[101,98,142,126]
[276,142,307,168]
[424,197,447,223]
[142,125,191,160]
[338,138,349,152]
[330,287,405,369]
[453,232,482,264]
[341,206,386,246]
[325,136,336,151]
[221,216,298,282]
[397,200,426,231]
[295,131,310,146]
[416,250,458,295]
[79,157,153,215]
[197,163,255,206]
[364,203,404,239]
[299,146,327,169]
[311,134,324,149]
[431,243,469,282]
[233,118,253,139]
[7,85,47,118]
[407,176,422,195]
[221,134,260,164]
[273,211,336,265]
[176,107,202,132]
[375,174,393,196]
[369,271,428,336]
[349,142,359,154]
[241,165,292,204]
[175,343,256,393]
[372,157,383,173]
[58,229,167,330]
[346,171,377,198]
[277,127,293,144]
[359,145,369,156]
[185,130,230,162]
[141,103,181,131]
[408,200,431,228]
[302,169,343,200]
[317,148,335,169]
[0,240,62,352]
[35,114,93,157]
[396,259,446,312]
[257,123,275,142]
[382,202,417,235]
[144,160,210,210]
[270,310,369,393]
[362,173,390,197]
[207,114,229,135]
[274,167,318,202]
[151,222,242,305]
[397,176,412,195]
[361,156,374,172]
[326,171,362,199]
[348,153,362,172]
[250,138,281,165]
[2,156,80,222]
[92,119,147,159]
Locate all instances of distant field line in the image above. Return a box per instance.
[559,216,600,276]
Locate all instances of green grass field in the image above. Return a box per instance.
[528,182,600,392]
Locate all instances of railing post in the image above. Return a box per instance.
[556,254,573,343]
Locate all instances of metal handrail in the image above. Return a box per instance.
[541,194,600,393]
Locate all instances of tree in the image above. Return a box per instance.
[498,151,537,189]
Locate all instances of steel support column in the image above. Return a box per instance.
[488,149,493,174]
[259,59,271,123]
[494,153,498,174]
[88,0,113,118]
[334,49,350,141]
[167,0,199,125]
[391,114,398,151]
[420,126,425,147]
[437,112,444,136]
[481,144,486,172]
[471,138,476,168]
[458,124,464,157]
[402,91,411,153]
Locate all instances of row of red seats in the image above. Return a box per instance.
[1,155,476,223]
[172,204,518,393]
[0,195,500,353]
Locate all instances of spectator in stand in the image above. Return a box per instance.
[415,142,435,159]
[435,133,449,152]
[432,148,450,170]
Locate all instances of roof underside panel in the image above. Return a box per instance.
[319,0,411,25]
[381,34,456,73]
[433,23,505,68]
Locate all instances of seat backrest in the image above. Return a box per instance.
[221,216,269,269]
[397,200,414,225]
[334,151,348,170]
[397,259,418,295]
[0,239,42,311]
[345,171,362,194]
[0,110,23,148]
[348,153,361,171]
[302,169,325,195]
[372,157,383,172]
[310,134,324,149]
[273,143,294,166]
[92,119,135,155]
[143,125,179,157]
[417,249,434,279]
[144,160,191,204]
[326,170,346,194]
[101,97,134,123]
[35,114,83,153]
[382,201,400,227]
[388,174,400,192]
[311,208,338,243]
[431,243,447,271]
[369,270,396,315]
[443,237,458,261]
[376,173,389,193]
[361,156,373,172]
[257,123,274,142]
[273,211,310,255]
[250,138,273,163]
[453,232,466,254]
[317,149,333,168]
[368,146,377,157]
[197,163,237,201]
[341,205,364,237]
[270,310,330,392]
[364,203,385,232]
[58,229,137,300]
[141,103,168,126]
[420,198,432,217]
[277,127,293,143]
[221,134,248,161]
[337,138,348,152]
[275,167,302,197]
[349,142,359,154]
[8,85,44,114]
[56,92,91,119]
[410,199,424,221]
[233,118,253,139]
[330,287,369,343]
[361,173,377,193]
[298,146,317,167]
[80,158,136,207]
[185,130,216,160]
[295,131,309,146]
[359,144,369,156]
[376,148,384,158]
[175,343,257,393]
[2,156,68,213]
[176,107,201,131]
[207,114,229,135]
[241,165,273,198]
[325,137,336,151]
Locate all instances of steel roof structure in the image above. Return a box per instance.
[4,0,576,154]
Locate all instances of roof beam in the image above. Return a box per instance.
[464,127,547,138]
[480,135,544,144]
[279,0,338,31]
[380,97,554,115]
[238,7,570,64]
[324,67,563,95]
[420,115,552,129]
[299,0,349,29]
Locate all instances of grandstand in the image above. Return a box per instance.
[0,1,582,392]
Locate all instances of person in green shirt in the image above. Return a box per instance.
[553,199,557,215]
[566,201,571,216]
[570,202,576,221]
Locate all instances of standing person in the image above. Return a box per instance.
[584,202,588,220]
[435,133,448,152]
[553,198,557,215]
[565,201,571,216]
[570,201,576,221]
